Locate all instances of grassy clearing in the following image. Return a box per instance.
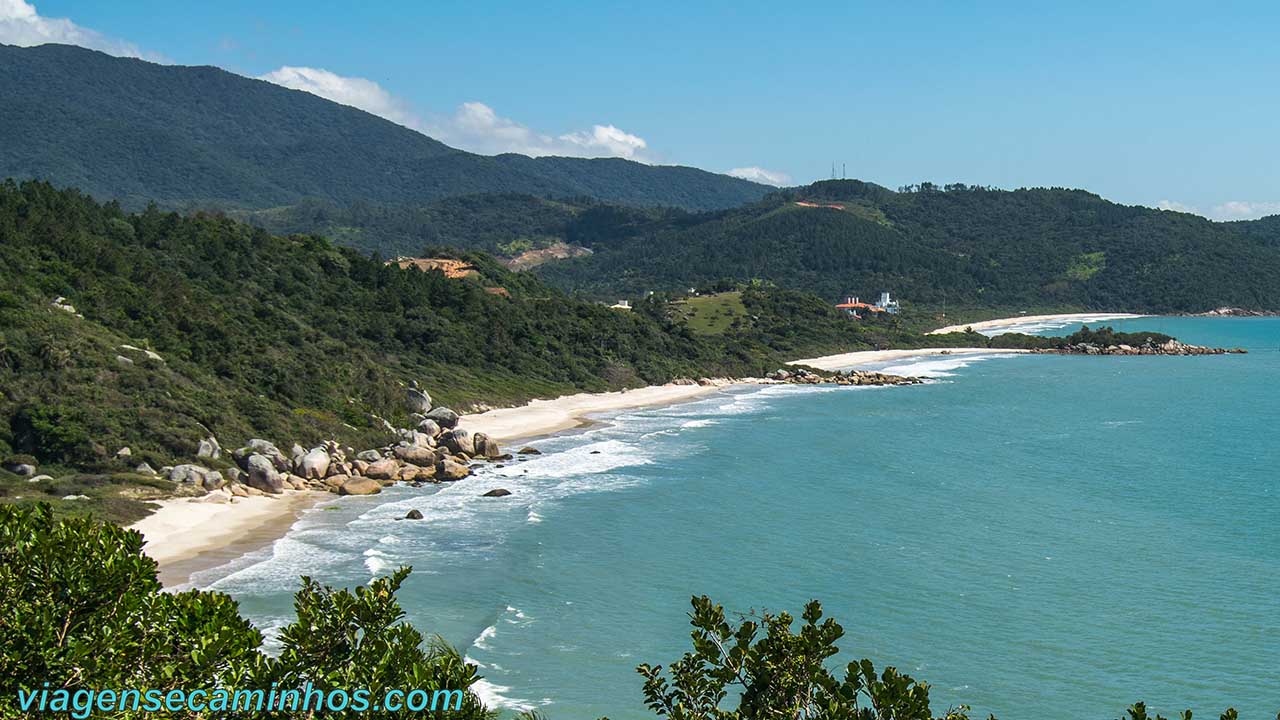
[672,292,749,335]
[0,467,175,525]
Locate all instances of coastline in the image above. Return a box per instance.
[130,329,1072,586]
[131,383,731,586]
[463,383,728,443]
[792,346,1028,371]
[928,312,1146,336]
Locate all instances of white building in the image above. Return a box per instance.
[875,291,901,314]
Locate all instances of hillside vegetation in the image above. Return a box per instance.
[0,44,768,212]
[535,181,1280,312]
[0,182,748,475]
[242,182,1280,315]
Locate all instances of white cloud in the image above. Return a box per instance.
[258,65,653,161]
[439,101,649,159]
[0,0,148,58]
[1156,199,1201,214]
[1157,199,1280,221]
[728,166,792,186]
[258,66,421,129]
[557,124,648,160]
[1213,200,1280,220]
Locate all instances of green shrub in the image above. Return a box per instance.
[0,504,492,719]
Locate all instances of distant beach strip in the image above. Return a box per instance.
[928,312,1148,336]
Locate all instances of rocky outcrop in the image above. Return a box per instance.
[437,457,471,480]
[144,384,520,515]
[297,447,331,480]
[1036,339,1247,356]
[766,367,923,386]
[168,464,213,486]
[472,433,501,459]
[201,471,226,491]
[234,439,290,473]
[424,407,460,429]
[244,454,284,494]
[406,381,433,414]
[3,460,37,476]
[196,436,221,460]
[404,509,424,520]
[1188,307,1280,317]
[517,446,542,455]
[338,477,382,496]
[364,458,401,480]
[440,428,474,456]
[482,488,512,497]
[394,445,437,467]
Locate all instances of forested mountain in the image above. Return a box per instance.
[231,181,1280,314]
[236,193,650,258]
[0,44,768,212]
[532,181,1280,312]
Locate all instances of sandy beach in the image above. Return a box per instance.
[928,312,1145,336]
[464,383,727,443]
[130,491,323,586]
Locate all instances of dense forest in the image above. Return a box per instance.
[234,182,1280,314]
[0,44,768,212]
[234,193,646,258]
[535,181,1280,312]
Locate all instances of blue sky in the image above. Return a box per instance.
[4,0,1279,219]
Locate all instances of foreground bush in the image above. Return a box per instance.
[635,596,1260,720]
[0,504,491,719]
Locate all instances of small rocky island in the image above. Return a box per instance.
[1034,338,1247,356]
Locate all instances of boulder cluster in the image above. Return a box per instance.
[152,382,511,505]
[1190,307,1279,318]
[765,367,924,386]
[1038,339,1247,356]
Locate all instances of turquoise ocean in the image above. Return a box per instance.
[191,317,1280,719]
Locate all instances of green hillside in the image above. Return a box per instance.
[0,44,768,212]
[533,181,1280,312]
[0,182,735,474]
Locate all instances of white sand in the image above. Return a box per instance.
[463,383,727,443]
[792,347,1028,371]
[129,491,321,584]
[928,312,1146,336]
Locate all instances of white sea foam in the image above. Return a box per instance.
[467,674,539,713]
[473,623,498,650]
[490,439,652,479]
[879,354,1004,378]
[362,548,393,575]
[980,313,1139,336]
